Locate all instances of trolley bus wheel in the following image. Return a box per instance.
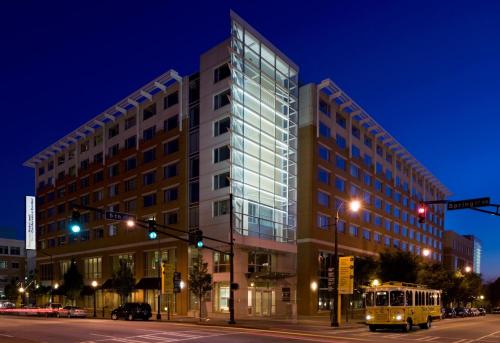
[420,317,431,329]
[369,325,376,332]
[402,319,412,332]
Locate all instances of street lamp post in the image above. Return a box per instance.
[91,280,98,318]
[331,199,361,327]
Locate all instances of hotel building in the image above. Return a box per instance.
[24,11,297,318]
[296,80,451,315]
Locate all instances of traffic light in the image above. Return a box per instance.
[418,204,426,223]
[189,229,204,248]
[148,220,158,240]
[70,209,81,233]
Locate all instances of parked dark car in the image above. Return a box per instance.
[443,308,456,318]
[478,308,487,316]
[111,303,152,321]
[492,307,500,314]
[455,307,467,317]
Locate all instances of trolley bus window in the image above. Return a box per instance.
[406,290,413,306]
[365,292,375,307]
[376,291,389,306]
[390,291,405,306]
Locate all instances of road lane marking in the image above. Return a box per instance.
[473,329,500,342]
[0,334,14,337]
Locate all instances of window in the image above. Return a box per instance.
[108,124,119,139]
[80,194,90,206]
[363,229,371,240]
[124,199,137,212]
[318,145,329,161]
[248,251,272,273]
[214,63,230,83]
[214,89,230,110]
[80,142,89,153]
[349,225,359,237]
[0,246,8,255]
[375,179,382,192]
[143,193,157,207]
[164,116,179,131]
[213,252,230,273]
[319,100,331,116]
[164,187,178,202]
[352,126,361,139]
[385,219,391,232]
[384,236,391,247]
[364,136,372,148]
[11,262,19,269]
[319,122,331,138]
[386,169,393,181]
[84,257,102,279]
[94,170,104,183]
[164,139,179,155]
[214,172,230,189]
[318,169,330,184]
[108,144,119,157]
[9,247,20,255]
[385,185,392,197]
[335,155,346,170]
[374,232,381,242]
[214,145,230,163]
[317,191,330,207]
[143,148,156,163]
[364,173,372,186]
[125,135,136,149]
[376,145,383,156]
[93,190,103,202]
[336,114,346,128]
[317,214,330,229]
[80,176,89,189]
[336,134,346,148]
[125,115,136,130]
[125,156,137,171]
[108,224,117,237]
[350,164,360,178]
[124,178,137,192]
[164,211,178,225]
[364,154,372,168]
[143,126,156,141]
[94,152,103,164]
[362,211,371,224]
[164,163,178,179]
[38,167,45,176]
[0,261,8,269]
[394,223,400,234]
[374,215,382,227]
[108,164,119,178]
[143,171,156,186]
[57,154,65,165]
[94,228,104,240]
[80,159,89,171]
[214,117,230,136]
[143,103,156,121]
[385,202,392,215]
[213,199,230,216]
[108,184,119,197]
[352,144,360,158]
[164,91,179,109]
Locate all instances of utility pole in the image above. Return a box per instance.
[228,193,236,324]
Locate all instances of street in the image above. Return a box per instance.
[0,316,499,343]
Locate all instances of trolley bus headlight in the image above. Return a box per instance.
[395,314,403,321]
[366,314,372,321]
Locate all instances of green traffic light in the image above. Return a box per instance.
[71,224,81,233]
[196,241,203,248]
[148,231,158,240]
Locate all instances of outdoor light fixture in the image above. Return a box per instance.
[310,281,318,291]
[371,279,380,287]
[423,248,431,257]
[126,219,135,227]
[479,295,485,300]
[54,283,59,289]
[465,266,472,273]
[180,281,185,290]
[91,280,98,288]
[18,287,25,293]
[349,200,361,212]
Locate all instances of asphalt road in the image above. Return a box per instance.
[0,315,499,343]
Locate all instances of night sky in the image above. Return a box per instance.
[1,1,499,280]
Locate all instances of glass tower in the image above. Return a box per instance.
[229,15,298,243]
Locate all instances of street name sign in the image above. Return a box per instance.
[339,256,354,294]
[105,211,135,221]
[327,267,335,292]
[447,197,490,211]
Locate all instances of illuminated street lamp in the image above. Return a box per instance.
[464,266,472,273]
[126,219,135,228]
[54,283,59,289]
[91,280,98,318]
[479,295,485,300]
[422,248,431,257]
[371,279,380,287]
[18,286,25,306]
[330,199,361,327]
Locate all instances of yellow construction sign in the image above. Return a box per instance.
[338,256,354,294]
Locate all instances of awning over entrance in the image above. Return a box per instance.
[245,272,295,280]
[135,277,160,290]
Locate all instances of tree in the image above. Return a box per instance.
[62,259,84,305]
[189,254,212,321]
[486,277,500,308]
[354,256,378,290]
[111,259,135,305]
[379,251,419,283]
[418,263,455,305]
[3,278,19,302]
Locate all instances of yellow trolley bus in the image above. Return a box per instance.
[364,282,441,332]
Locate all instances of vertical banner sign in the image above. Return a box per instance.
[338,256,354,294]
[163,264,175,294]
[25,196,36,250]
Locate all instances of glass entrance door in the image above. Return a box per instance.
[252,288,273,317]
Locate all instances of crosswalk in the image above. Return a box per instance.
[80,329,234,343]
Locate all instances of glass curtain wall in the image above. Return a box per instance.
[230,18,298,243]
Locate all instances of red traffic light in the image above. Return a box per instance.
[418,204,426,223]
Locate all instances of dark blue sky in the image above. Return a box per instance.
[1,1,499,280]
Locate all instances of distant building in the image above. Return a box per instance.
[0,238,26,298]
[463,235,482,274]
[443,230,474,272]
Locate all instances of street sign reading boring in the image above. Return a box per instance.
[447,197,490,211]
